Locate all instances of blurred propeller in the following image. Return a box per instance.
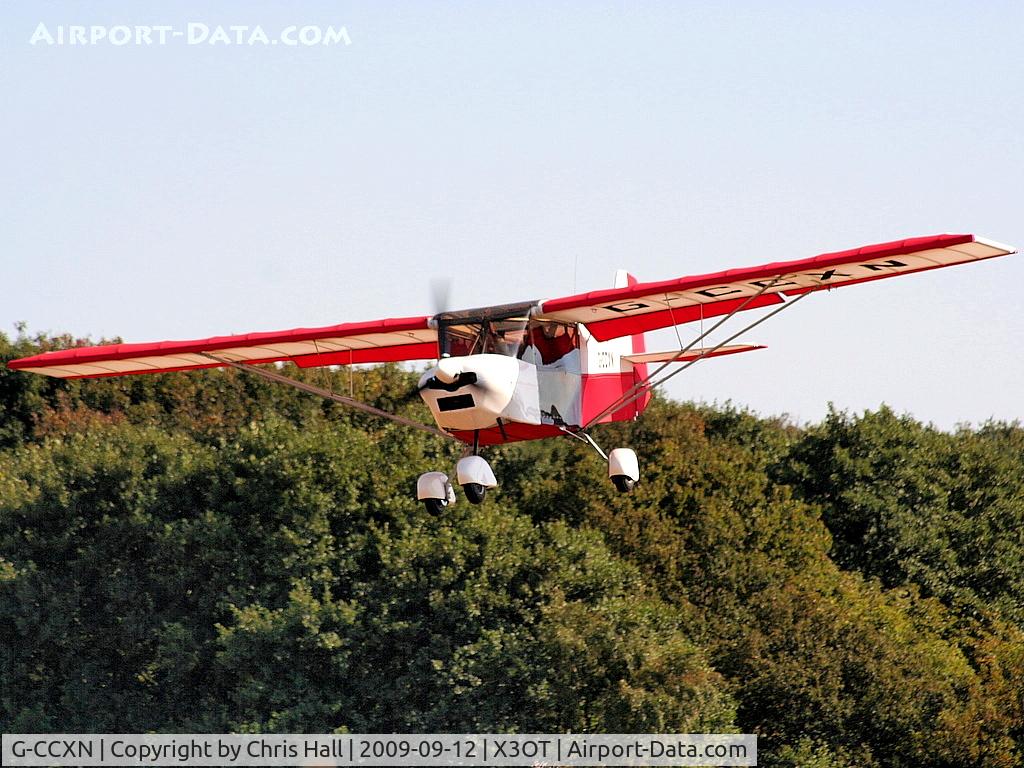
[405,277,453,406]
[430,278,452,317]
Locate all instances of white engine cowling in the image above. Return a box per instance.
[418,354,540,431]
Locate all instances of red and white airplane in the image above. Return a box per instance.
[9,233,1016,512]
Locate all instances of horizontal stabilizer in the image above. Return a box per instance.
[622,344,765,365]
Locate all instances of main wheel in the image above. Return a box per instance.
[611,475,636,493]
[423,497,448,515]
[463,483,487,504]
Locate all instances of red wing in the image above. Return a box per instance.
[536,234,1016,340]
[9,316,438,379]
[8,234,1017,378]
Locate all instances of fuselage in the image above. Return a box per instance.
[418,305,649,445]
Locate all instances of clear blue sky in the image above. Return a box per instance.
[2,1,1022,428]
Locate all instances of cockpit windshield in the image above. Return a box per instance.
[439,316,578,364]
[441,317,530,358]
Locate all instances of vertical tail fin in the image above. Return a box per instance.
[613,270,650,415]
[612,270,647,357]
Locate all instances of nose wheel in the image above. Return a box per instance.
[462,483,487,504]
[455,455,497,505]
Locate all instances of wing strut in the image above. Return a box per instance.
[200,353,454,440]
[584,283,813,428]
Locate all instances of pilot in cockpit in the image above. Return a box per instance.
[519,322,577,367]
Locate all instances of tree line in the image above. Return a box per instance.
[1,328,1022,767]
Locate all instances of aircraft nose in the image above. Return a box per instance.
[418,354,536,431]
[434,356,463,384]
[419,357,479,393]
[421,371,478,392]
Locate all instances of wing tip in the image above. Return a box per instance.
[972,234,1017,255]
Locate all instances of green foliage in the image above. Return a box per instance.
[783,406,1024,626]
[732,572,1020,767]
[2,331,1023,766]
[499,401,1024,766]
[215,509,734,733]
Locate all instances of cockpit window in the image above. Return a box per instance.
[439,317,577,363]
[440,317,529,358]
[525,321,578,364]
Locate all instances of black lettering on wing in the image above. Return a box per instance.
[859,259,908,271]
[603,301,650,313]
[694,286,742,298]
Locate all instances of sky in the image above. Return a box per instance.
[2,1,1022,429]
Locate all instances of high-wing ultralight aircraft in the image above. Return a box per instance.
[9,234,1016,512]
